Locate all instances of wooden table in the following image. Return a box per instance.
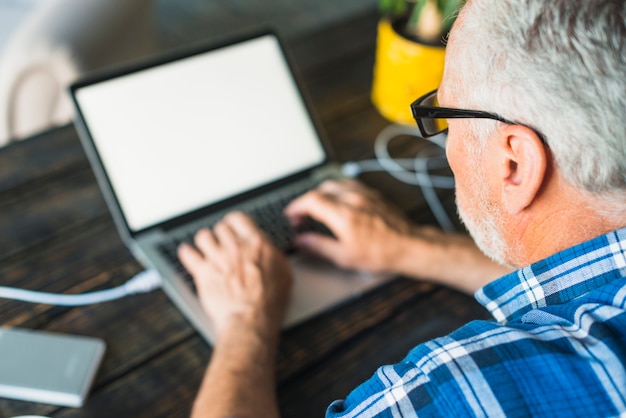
[0,11,490,418]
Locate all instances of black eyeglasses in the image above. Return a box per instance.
[410,89,547,143]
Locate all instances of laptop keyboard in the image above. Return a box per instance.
[157,186,333,291]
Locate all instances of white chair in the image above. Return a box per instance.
[0,0,157,146]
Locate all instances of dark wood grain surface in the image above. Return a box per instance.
[0,9,490,418]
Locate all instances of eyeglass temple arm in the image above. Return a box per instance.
[410,105,548,143]
[410,106,512,124]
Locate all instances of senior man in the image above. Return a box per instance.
[179,0,626,416]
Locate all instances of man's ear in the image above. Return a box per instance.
[495,125,548,215]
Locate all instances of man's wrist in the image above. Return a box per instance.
[216,311,282,348]
[211,317,281,382]
[386,226,443,277]
[194,307,282,418]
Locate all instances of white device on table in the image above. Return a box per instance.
[0,327,105,407]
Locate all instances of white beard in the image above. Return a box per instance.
[456,188,510,267]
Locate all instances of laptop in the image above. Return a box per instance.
[69,30,392,344]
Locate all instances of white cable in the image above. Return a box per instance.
[413,147,456,231]
[1,125,454,307]
[341,158,454,188]
[0,269,162,306]
[374,124,453,187]
[340,123,457,231]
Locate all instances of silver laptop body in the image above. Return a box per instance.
[69,30,391,344]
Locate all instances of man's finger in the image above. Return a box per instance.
[293,233,344,266]
[223,211,264,242]
[214,220,239,250]
[285,190,347,232]
[318,179,376,197]
[178,242,205,276]
[195,228,218,256]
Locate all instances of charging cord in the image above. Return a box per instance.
[2,126,451,305]
[0,269,162,306]
[340,124,457,231]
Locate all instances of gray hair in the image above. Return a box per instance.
[448,0,626,197]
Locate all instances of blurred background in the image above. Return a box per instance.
[0,0,377,146]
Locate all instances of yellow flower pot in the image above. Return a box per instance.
[371,19,446,125]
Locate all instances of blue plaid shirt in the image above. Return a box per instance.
[326,228,626,417]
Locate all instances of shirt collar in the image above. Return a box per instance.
[475,227,626,324]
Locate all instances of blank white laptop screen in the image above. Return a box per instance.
[74,34,326,232]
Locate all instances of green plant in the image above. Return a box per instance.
[378,0,464,43]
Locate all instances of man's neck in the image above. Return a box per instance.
[507,181,626,268]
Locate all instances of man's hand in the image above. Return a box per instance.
[285,179,417,274]
[179,213,291,418]
[285,179,511,294]
[178,211,292,340]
